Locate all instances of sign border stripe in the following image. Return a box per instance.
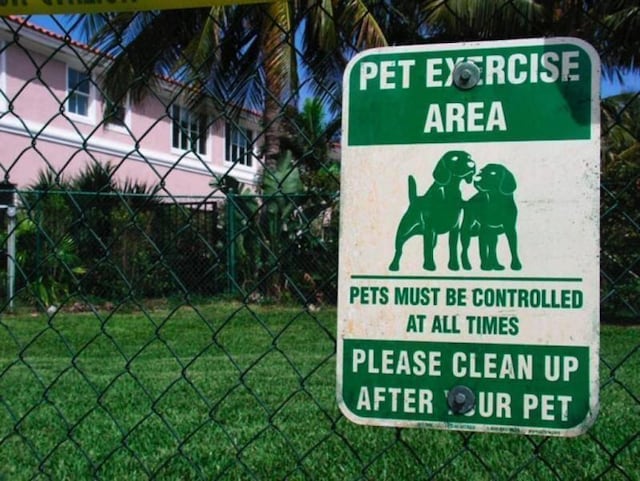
[351,275,584,282]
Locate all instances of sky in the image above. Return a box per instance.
[601,72,640,98]
[25,14,640,99]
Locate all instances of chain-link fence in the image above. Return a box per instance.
[0,2,638,479]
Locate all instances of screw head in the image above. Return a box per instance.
[453,61,481,90]
[447,386,476,414]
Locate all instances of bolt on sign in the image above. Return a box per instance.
[337,38,600,436]
[0,0,269,16]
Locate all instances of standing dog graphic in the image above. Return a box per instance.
[389,150,476,271]
[460,163,522,271]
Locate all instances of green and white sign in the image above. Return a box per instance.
[337,38,600,436]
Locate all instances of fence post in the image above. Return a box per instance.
[226,193,237,295]
[36,190,42,281]
[0,182,16,311]
[7,205,16,311]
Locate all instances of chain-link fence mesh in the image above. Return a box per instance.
[0,2,638,479]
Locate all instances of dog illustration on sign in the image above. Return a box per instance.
[389,151,522,271]
[461,163,522,271]
[388,150,476,271]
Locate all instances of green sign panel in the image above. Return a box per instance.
[347,43,593,145]
[338,38,600,436]
[343,340,589,430]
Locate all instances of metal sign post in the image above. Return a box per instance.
[337,38,600,436]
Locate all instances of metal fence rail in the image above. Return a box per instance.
[0,2,638,480]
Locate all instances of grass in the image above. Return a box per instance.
[0,301,638,480]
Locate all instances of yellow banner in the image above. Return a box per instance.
[1,0,270,16]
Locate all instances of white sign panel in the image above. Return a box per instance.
[337,38,600,436]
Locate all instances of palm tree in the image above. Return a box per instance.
[78,2,640,175]
[280,97,339,189]
[421,0,546,42]
[76,2,388,174]
[418,0,640,77]
[591,1,640,78]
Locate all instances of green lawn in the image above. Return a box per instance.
[0,302,637,480]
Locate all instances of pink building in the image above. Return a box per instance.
[0,16,262,196]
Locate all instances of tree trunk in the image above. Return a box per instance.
[259,1,292,175]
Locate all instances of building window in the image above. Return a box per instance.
[104,95,130,130]
[67,67,91,117]
[105,101,126,126]
[172,105,207,155]
[225,122,254,167]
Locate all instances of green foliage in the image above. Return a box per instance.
[11,158,355,308]
[15,185,84,308]
[280,97,340,192]
[15,223,84,309]
[260,150,309,298]
[600,94,640,320]
[12,164,226,307]
[225,150,338,304]
[151,202,225,297]
[224,185,261,294]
